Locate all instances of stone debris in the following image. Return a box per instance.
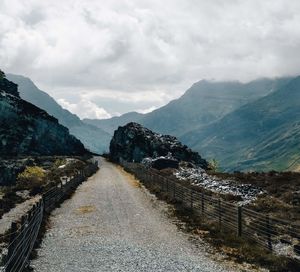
[174,167,264,205]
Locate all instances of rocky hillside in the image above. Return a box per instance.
[0,72,87,156]
[7,74,111,154]
[182,76,300,172]
[109,122,208,169]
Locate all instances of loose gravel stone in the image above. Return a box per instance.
[31,158,243,272]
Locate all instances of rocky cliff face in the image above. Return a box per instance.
[7,74,111,154]
[0,74,87,157]
[109,122,208,169]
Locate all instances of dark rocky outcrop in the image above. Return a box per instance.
[7,73,111,154]
[109,122,208,169]
[0,76,19,97]
[0,72,87,157]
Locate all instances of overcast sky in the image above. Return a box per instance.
[1,0,300,119]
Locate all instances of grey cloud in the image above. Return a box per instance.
[22,8,45,26]
[1,0,300,118]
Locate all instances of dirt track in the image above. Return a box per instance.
[31,158,248,272]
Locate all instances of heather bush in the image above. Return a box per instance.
[17,166,46,189]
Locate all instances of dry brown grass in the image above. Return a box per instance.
[75,205,96,214]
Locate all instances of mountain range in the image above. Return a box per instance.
[85,77,298,172]
[181,76,300,172]
[85,79,289,137]
[7,72,299,172]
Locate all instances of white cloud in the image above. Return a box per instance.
[58,98,111,119]
[1,0,300,117]
[136,106,158,114]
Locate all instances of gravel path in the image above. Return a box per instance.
[31,158,241,272]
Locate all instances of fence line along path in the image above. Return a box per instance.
[121,161,300,263]
[0,160,98,272]
[30,157,245,272]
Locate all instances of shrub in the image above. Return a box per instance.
[208,159,219,172]
[52,159,66,169]
[17,166,46,189]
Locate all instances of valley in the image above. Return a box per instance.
[1,70,300,271]
[1,2,300,271]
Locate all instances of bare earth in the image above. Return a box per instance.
[31,158,260,272]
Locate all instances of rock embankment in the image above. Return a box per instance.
[109,122,208,169]
[175,167,264,204]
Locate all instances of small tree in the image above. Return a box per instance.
[17,166,46,189]
[208,158,219,172]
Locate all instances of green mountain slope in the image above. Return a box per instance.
[87,78,290,141]
[181,77,300,171]
[7,74,111,153]
[139,78,290,137]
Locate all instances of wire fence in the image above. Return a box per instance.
[121,160,300,261]
[0,161,98,272]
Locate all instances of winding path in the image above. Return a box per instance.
[31,158,240,272]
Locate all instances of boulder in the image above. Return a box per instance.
[110,122,208,169]
[152,157,179,170]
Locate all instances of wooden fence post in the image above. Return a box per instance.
[218,198,222,230]
[173,182,176,200]
[201,192,205,216]
[166,178,169,194]
[266,215,272,251]
[237,206,242,237]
